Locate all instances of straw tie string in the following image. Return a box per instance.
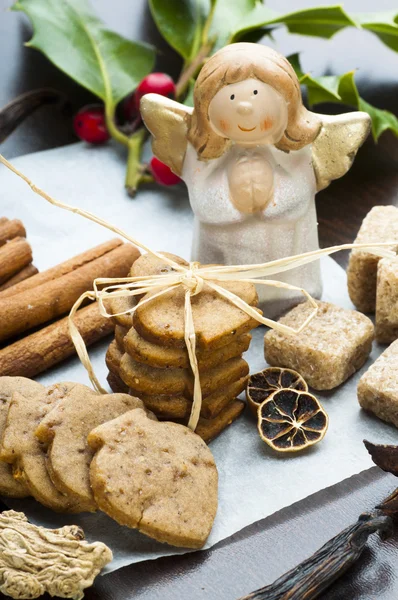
[179,262,204,296]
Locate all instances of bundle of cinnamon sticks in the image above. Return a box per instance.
[0,217,38,291]
[0,238,140,378]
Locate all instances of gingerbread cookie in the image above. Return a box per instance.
[88,408,218,548]
[36,387,145,513]
[1,382,84,512]
[105,340,123,377]
[115,324,129,349]
[131,251,187,279]
[124,326,251,370]
[194,400,245,443]
[0,377,44,498]
[105,295,135,329]
[132,377,247,420]
[107,371,129,394]
[131,252,259,350]
[120,353,249,397]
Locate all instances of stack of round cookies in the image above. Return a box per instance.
[106,253,260,442]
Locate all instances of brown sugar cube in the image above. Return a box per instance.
[358,339,398,427]
[376,257,398,343]
[347,206,398,313]
[264,301,374,390]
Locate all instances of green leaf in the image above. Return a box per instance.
[237,8,398,53]
[234,26,274,44]
[356,11,398,52]
[183,79,195,107]
[286,53,305,78]
[13,0,155,107]
[290,54,398,141]
[229,4,357,48]
[359,98,398,140]
[209,0,273,52]
[272,5,358,39]
[303,74,342,105]
[230,6,398,54]
[228,3,278,45]
[149,0,209,60]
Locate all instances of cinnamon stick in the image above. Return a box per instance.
[0,242,140,342]
[0,238,122,299]
[0,264,38,292]
[0,237,32,284]
[0,302,114,378]
[0,219,26,246]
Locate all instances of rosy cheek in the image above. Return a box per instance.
[260,117,274,132]
[219,119,230,133]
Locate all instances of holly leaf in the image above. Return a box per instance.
[290,53,398,141]
[271,5,358,39]
[359,98,398,140]
[356,11,398,53]
[229,4,356,48]
[183,80,195,107]
[229,5,398,54]
[149,0,210,60]
[234,27,275,44]
[209,0,276,52]
[12,0,155,108]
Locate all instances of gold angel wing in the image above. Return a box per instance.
[312,112,371,192]
[140,94,193,177]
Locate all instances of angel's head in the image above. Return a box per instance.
[187,43,321,160]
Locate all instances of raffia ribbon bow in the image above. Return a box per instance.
[1,154,396,431]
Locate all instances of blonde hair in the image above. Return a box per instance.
[187,43,321,160]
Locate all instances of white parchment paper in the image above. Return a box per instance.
[1,142,397,572]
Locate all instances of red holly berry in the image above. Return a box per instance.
[122,93,140,122]
[135,73,176,111]
[73,105,110,144]
[150,157,181,186]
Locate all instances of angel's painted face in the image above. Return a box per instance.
[208,78,288,145]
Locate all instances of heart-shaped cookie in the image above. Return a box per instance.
[36,386,145,512]
[1,382,84,512]
[88,408,218,548]
[0,376,44,498]
[131,252,259,350]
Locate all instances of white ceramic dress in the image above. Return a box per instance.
[182,141,322,317]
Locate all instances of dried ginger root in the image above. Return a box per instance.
[0,510,112,599]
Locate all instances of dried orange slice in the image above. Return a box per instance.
[257,389,328,453]
[246,367,307,416]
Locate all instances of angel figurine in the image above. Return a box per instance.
[140,43,370,316]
